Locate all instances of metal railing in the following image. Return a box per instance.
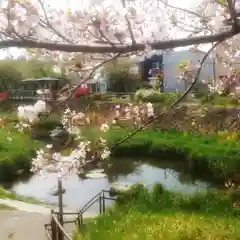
[7,89,52,101]
[44,190,117,240]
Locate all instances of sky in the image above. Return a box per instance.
[0,0,204,59]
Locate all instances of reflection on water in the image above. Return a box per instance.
[10,158,214,213]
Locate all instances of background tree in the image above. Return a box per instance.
[105,63,141,93]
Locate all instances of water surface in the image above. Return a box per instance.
[11,158,214,213]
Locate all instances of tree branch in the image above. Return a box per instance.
[0,30,237,53]
[227,0,239,30]
[121,0,136,45]
[38,0,74,44]
[158,0,203,19]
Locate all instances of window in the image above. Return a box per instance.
[152,61,160,69]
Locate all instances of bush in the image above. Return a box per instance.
[106,65,141,93]
[0,128,41,182]
[191,81,210,98]
[115,183,239,216]
[135,89,177,103]
[31,115,62,140]
[77,184,240,240]
[0,64,23,91]
[87,93,112,101]
[201,93,240,106]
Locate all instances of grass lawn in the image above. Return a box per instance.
[75,184,240,240]
[76,210,240,240]
[106,128,240,181]
[0,203,15,210]
[0,127,41,182]
[0,186,44,205]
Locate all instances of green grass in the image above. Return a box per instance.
[0,127,42,182]
[106,128,240,181]
[0,203,15,210]
[0,111,59,182]
[75,184,240,240]
[0,185,44,204]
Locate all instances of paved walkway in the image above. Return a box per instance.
[0,210,51,240]
[0,198,52,215]
[0,198,96,240]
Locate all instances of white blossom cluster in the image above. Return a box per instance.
[17,100,49,130]
[113,102,154,127]
[16,99,113,179]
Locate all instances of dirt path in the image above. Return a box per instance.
[0,198,96,239]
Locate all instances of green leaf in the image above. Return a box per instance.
[216,0,227,6]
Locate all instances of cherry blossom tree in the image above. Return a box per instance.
[1,0,240,192]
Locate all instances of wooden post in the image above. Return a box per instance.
[51,211,57,240]
[99,194,102,214]
[58,178,64,240]
[102,192,106,214]
[77,214,81,229]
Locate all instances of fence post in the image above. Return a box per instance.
[77,213,81,229]
[102,191,106,214]
[99,193,102,214]
[51,211,57,240]
[57,212,64,240]
[58,179,64,240]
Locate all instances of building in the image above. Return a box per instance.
[68,68,108,93]
[163,50,215,92]
[136,49,215,92]
[66,49,215,94]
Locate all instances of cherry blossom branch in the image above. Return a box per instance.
[0,30,237,53]
[227,0,239,30]
[97,27,116,47]
[37,0,74,44]
[6,0,27,41]
[158,0,203,19]
[120,0,136,44]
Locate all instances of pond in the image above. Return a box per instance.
[9,158,216,214]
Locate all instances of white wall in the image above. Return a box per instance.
[163,50,214,92]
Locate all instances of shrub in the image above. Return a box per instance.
[201,93,240,106]
[31,115,62,140]
[191,81,210,98]
[0,128,41,182]
[106,65,141,93]
[0,64,23,91]
[77,184,240,240]
[135,89,177,103]
[87,93,112,101]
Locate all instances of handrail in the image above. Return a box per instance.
[79,192,101,214]
[44,225,51,240]
[79,190,114,215]
[51,213,72,240]
[54,211,79,215]
[45,189,118,240]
